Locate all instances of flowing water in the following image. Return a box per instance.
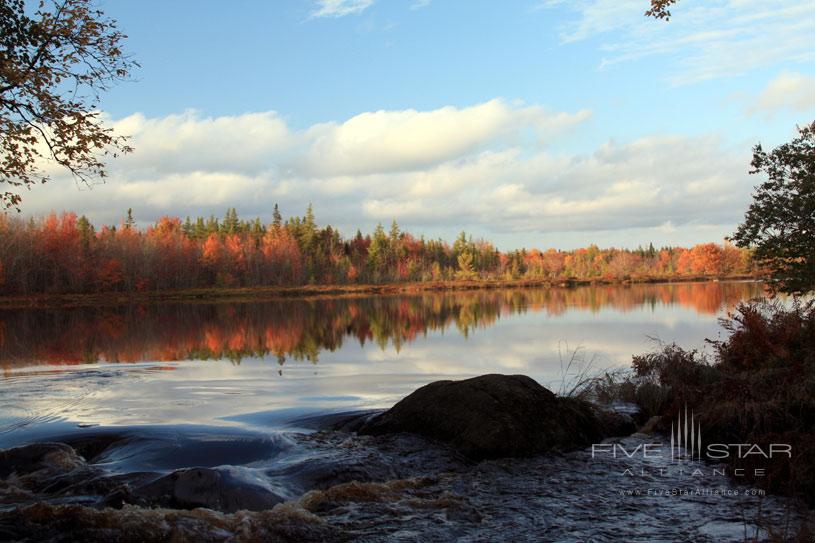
[0,281,806,541]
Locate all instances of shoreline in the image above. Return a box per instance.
[0,274,762,309]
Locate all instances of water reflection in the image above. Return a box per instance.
[0,281,764,369]
[0,280,801,542]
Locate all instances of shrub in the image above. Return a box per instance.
[629,299,815,504]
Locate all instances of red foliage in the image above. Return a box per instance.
[0,210,759,296]
[96,258,125,291]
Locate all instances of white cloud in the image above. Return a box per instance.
[356,134,752,234]
[108,100,587,180]
[299,100,590,176]
[113,111,292,176]
[311,0,375,18]
[749,71,815,114]
[20,100,754,249]
[544,0,815,84]
[410,0,431,10]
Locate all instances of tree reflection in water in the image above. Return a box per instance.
[0,282,765,369]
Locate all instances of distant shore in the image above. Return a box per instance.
[0,274,762,309]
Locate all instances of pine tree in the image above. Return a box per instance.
[272,204,282,229]
[206,215,219,235]
[223,208,239,234]
[367,223,389,281]
[182,216,193,237]
[195,217,206,239]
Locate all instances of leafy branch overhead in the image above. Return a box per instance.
[0,0,136,209]
[645,0,679,20]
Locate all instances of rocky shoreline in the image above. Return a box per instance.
[0,374,807,541]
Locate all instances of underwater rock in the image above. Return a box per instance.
[0,442,85,479]
[134,467,285,513]
[359,374,605,459]
[0,442,112,503]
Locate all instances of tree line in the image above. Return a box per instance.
[0,206,757,296]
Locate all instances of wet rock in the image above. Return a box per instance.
[0,442,110,504]
[0,502,344,543]
[288,410,382,433]
[59,431,132,463]
[276,430,469,498]
[0,442,85,479]
[359,374,604,459]
[134,467,285,513]
[273,455,398,493]
[594,409,637,437]
[297,477,438,513]
[637,415,662,435]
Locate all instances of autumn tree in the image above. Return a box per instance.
[0,206,762,296]
[0,0,136,209]
[731,122,815,294]
[456,251,477,280]
[367,223,389,282]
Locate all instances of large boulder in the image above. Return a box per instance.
[358,374,604,459]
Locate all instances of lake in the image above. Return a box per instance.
[0,281,764,434]
[2,280,801,541]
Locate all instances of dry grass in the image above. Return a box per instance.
[620,299,815,505]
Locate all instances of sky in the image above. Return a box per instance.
[19,0,815,250]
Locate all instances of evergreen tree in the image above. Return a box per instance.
[182,216,193,237]
[272,204,282,229]
[367,223,389,281]
[222,208,239,234]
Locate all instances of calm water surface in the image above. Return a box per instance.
[0,281,765,437]
[3,281,806,541]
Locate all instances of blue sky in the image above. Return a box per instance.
[23,0,815,250]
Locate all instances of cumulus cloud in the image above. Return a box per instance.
[311,0,375,18]
[749,71,815,114]
[357,134,752,234]
[543,0,815,84]
[299,100,590,176]
[108,100,587,180]
[20,99,754,249]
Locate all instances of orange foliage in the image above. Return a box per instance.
[202,234,223,266]
[96,258,125,290]
[0,209,758,296]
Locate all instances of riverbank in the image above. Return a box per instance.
[0,406,806,542]
[583,298,815,508]
[0,274,761,309]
